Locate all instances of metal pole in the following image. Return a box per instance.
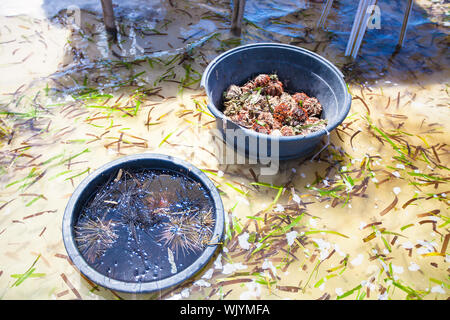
[345,0,366,57]
[100,0,117,40]
[345,0,376,59]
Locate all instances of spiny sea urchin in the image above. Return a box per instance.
[75,217,118,263]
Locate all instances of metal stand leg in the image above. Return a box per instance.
[345,0,376,59]
[100,0,117,41]
[317,0,334,29]
[231,0,246,36]
[397,0,413,49]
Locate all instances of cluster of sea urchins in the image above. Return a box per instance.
[223,74,327,136]
[75,170,215,263]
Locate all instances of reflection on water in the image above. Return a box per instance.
[0,0,448,300]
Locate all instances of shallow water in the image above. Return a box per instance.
[74,169,214,283]
[0,0,448,300]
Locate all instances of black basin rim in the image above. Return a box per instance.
[62,153,225,293]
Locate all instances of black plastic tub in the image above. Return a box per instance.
[62,153,224,294]
[201,42,351,161]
